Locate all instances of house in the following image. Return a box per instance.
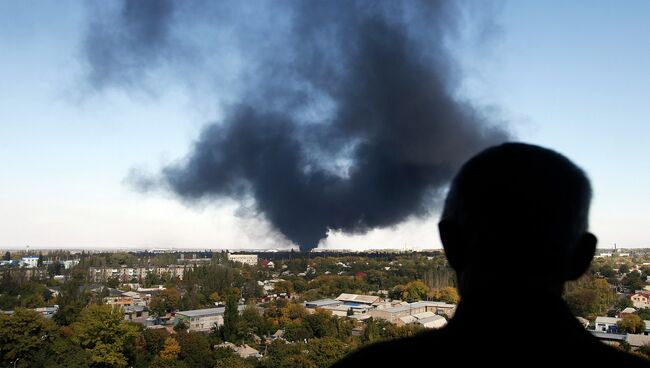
[176,305,247,332]
[260,259,275,269]
[631,291,650,308]
[216,342,262,359]
[104,289,134,307]
[123,306,149,323]
[594,317,620,333]
[271,329,285,340]
[48,286,61,298]
[122,291,146,306]
[618,307,638,317]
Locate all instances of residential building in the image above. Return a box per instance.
[176,305,247,332]
[63,259,80,269]
[88,265,194,282]
[631,291,650,309]
[21,256,39,268]
[227,253,258,266]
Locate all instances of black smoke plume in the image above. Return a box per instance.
[85,1,509,251]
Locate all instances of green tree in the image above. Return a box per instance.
[3,251,10,260]
[141,328,168,356]
[619,264,631,274]
[149,288,181,317]
[274,280,294,294]
[618,314,646,334]
[403,281,429,302]
[221,295,240,342]
[307,337,350,368]
[215,355,253,368]
[429,287,460,304]
[614,296,634,311]
[600,264,616,278]
[43,337,92,368]
[238,304,272,339]
[637,308,650,321]
[106,277,120,289]
[363,317,381,343]
[71,304,140,367]
[262,340,314,368]
[47,261,63,277]
[304,309,337,338]
[0,308,57,367]
[622,272,645,292]
[159,337,180,361]
[176,331,214,367]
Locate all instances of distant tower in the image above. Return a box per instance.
[26,244,30,255]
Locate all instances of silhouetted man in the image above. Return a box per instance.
[333,143,649,367]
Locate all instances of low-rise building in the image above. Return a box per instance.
[369,301,456,323]
[335,293,382,306]
[176,305,247,332]
[595,316,620,333]
[305,299,342,309]
[631,291,650,309]
[21,256,39,268]
[227,253,258,266]
[216,342,262,359]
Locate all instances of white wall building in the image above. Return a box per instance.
[595,317,620,333]
[21,256,39,268]
[227,253,258,266]
[177,305,247,332]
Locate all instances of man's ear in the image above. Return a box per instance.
[439,219,464,272]
[565,232,597,281]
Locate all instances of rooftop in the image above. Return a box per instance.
[305,299,342,308]
[336,293,380,304]
[595,316,621,324]
[177,305,246,317]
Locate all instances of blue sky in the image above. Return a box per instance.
[0,1,649,249]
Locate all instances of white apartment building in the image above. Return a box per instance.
[227,253,258,266]
[21,256,39,268]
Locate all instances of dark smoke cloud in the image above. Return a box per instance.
[85,0,510,251]
[84,0,174,88]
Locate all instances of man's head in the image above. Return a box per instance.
[439,143,597,293]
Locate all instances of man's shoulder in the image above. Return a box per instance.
[332,329,451,367]
[331,327,650,367]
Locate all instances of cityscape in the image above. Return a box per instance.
[2,246,650,366]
